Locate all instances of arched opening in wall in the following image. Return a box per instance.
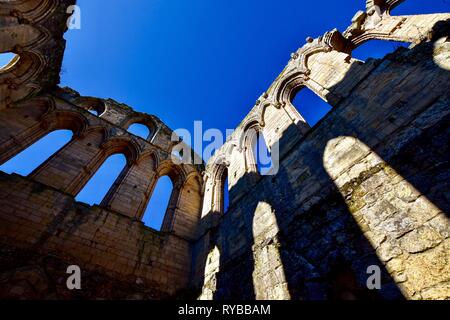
[390,0,449,15]
[75,154,127,205]
[0,52,19,72]
[291,87,332,127]
[223,175,229,213]
[74,98,106,117]
[171,148,184,164]
[217,166,229,214]
[0,130,73,176]
[351,40,410,61]
[253,132,273,176]
[127,123,150,140]
[142,176,173,231]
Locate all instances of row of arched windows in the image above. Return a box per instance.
[214,131,273,215]
[82,103,154,141]
[0,128,173,231]
[213,35,414,215]
[2,36,415,221]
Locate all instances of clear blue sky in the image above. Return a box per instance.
[1,0,448,229]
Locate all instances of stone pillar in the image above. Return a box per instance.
[161,181,182,232]
[244,129,258,174]
[29,130,105,195]
[162,176,202,240]
[0,102,50,164]
[201,176,215,218]
[101,158,157,219]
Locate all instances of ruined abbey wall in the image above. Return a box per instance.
[0,91,203,299]
[195,2,450,300]
[0,0,449,300]
[0,0,203,299]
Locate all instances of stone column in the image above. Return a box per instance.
[29,130,105,195]
[101,159,157,219]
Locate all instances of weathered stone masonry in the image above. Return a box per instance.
[195,1,450,300]
[0,0,203,299]
[0,0,449,299]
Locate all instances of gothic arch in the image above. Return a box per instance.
[15,95,55,116]
[211,162,229,214]
[211,161,228,183]
[73,97,107,116]
[0,0,74,109]
[137,149,160,169]
[0,53,20,73]
[367,0,406,16]
[0,50,46,103]
[240,120,263,174]
[350,32,415,49]
[272,71,310,104]
[83,125,109,144]
[237,118,263,151]
[177,170,204,227]
[0,0,61,23]
[40,110,89,138]
[0,97,63,164]
[151,159,203,238]
[100,136,141,165]
[0,23,43,53]
[156,159,187,187]
[120,113,160,141]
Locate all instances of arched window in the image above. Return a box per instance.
[213,165,229,214]
[88,109,99,116]
[127,123,150,140]
[291,87,332,127]
[0,52,19,71]
[73,98,106,117]
[253,132,273,176]
[142,176,173,231]
[223,175,229,213]
[351,40,410,61]
[0,130,73,176]
[75,154,127,205]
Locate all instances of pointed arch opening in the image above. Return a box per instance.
[214,165,229,214]
[73,97,106,117]
[122,115,157,141]
[127,123,151,140]
[0,130,73,176]
[291,86,333,127]
[242,124,275,176]
[88,109,99,116]
[75,153,127,205]
[0,52,19,72]
[253,132,274,176]
[142,175,174,231]
[351,40,410,61]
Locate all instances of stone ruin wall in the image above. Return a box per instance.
[0,0,203,299]
[195,1,450,300]
[0,0,449,300]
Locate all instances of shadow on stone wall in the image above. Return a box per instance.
[195,19,449,300]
